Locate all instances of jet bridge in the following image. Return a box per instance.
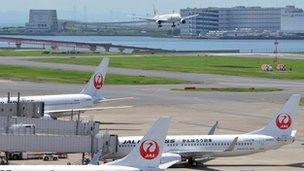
[0,93,119,161]
[0,116,99,136]
[0,115,102,154]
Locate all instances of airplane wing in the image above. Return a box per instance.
[181,14,199,20]
[128,15,156,21]
[45,106,133,115]
[99,97,135,103]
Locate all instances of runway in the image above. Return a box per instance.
[1,79,303,171]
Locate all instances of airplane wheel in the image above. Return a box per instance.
[188,158,199,167]
[158,25,162,28]
[12,154,20,160]
[43,156,49,161]
[192,161,199,167]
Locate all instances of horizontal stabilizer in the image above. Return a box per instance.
[291,130,297,137]
[100,96,135,103]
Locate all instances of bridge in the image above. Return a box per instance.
[0,36,166,53]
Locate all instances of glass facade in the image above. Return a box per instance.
[180,6,286,36]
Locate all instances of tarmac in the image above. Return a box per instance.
[0,79,303,171]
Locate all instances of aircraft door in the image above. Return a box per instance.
[259,140,265,151]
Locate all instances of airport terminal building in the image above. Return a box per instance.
[180,6,303,36]
[281,6,304,33]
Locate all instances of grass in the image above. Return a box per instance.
[0,65,186,84]
[0,50,47,56]
[301,98,304,106]
[172,87,283,92]
[33,55,304,80]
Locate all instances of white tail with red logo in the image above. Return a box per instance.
[81,58,109,103]
[107,117,171,169]
[250,94,301,138]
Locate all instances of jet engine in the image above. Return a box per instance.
[156,20,163,27]
[180,19,186,24]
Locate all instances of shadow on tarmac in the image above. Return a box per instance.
[172,162,304,170]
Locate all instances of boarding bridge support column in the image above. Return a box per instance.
[132,48,140,53]
[89,45,97,52]
[15,42,21,49]
[118,47,125,53]
[104,46,110,52]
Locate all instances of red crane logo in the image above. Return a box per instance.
[93,73,103,89]
[276,114,292,130]
[139,140,160,160]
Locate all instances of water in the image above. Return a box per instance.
[0,35,303,53]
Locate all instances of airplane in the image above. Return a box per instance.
[132,6,198,28]
[105,94,300,167]
[1,117,180,171]
[0,58,132,118]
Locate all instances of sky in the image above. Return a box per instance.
[0,0,303,26]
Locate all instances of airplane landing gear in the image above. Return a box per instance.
[188,158,199,167]
[158,24,162,28]
[171,23,176,27]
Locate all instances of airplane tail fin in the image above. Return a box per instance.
[107,117,171,169]
[208,121,219,135]
[153,4,158,16]
[250,94,301,138]
[81,58,109,103]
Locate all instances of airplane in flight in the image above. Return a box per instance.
[1,117,180,171]
[133,7,198,28]
[105,94,300,167]
[0,58,132,118]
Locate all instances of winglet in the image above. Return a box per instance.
[224,137,238,152]
[106,117,171,169]
[208,121,219,135]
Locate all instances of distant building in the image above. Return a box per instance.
[25,10,58,33]
[180,6,302,36]
[281,6,304,33]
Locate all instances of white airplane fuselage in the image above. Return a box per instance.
[0,165,147,171]
[110,134,291,159]
[154,13,182,23]
[0,94,94,111]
